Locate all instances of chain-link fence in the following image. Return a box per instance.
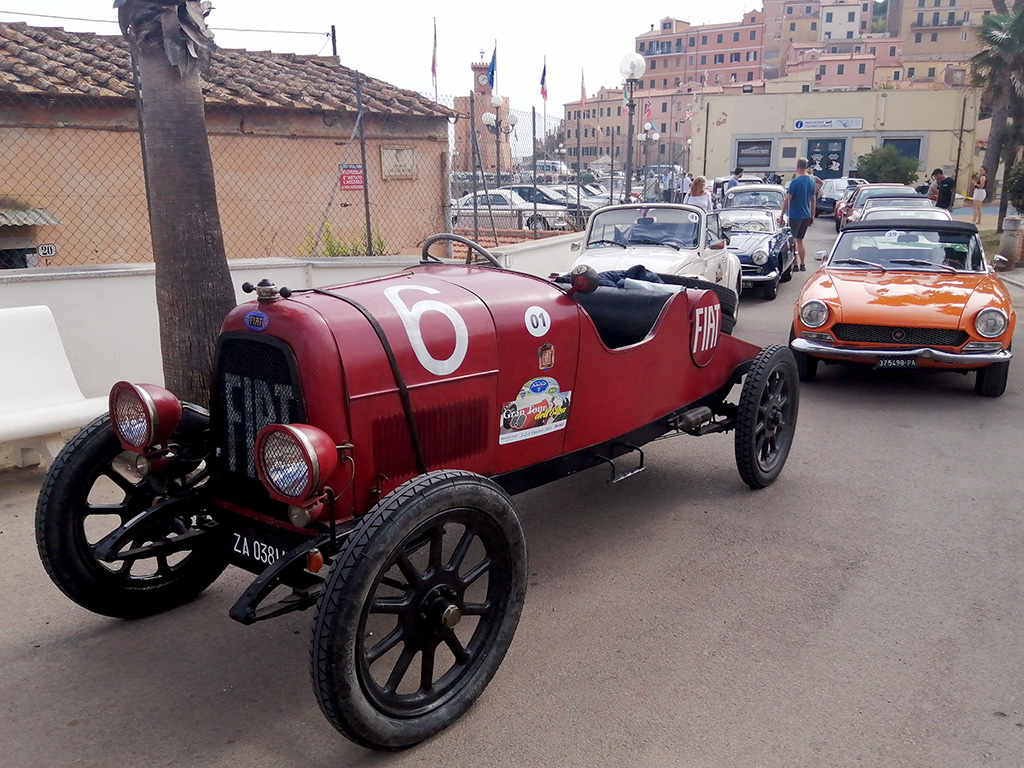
[0,90,583,269]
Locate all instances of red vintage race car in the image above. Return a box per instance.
[36,235,799,750]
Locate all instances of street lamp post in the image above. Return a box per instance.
[482,94,518,187]
[619,52,647,201]
[637,121,660,200]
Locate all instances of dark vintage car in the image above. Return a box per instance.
[36,235,800,750]
[835,183,919,231]
[720,207,796,300]
[815,176,867,217]
[790,220,1014,396]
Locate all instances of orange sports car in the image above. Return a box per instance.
[790,219,1015,396]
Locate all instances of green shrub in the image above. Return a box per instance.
[300,223,387,257]
[1004,162,1024,214]
[854,145,920,185]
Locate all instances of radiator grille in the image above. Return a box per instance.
[210,335,305,508]
[832,324,967,347]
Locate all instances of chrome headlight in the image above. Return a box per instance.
[799,299,830,328]
[108,381,183,452]
[255,424,338,504]
[975,307,1008,338]
[752,248,769,265]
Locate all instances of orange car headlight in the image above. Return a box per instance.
[974,308,1008,339]
[799,299,829,329]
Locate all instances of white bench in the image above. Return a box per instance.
[0,305,109,468]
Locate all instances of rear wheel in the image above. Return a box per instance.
[659,275,738,334]
[311,471,528,750]
[975,359,1009,397]
[35,415,227,618]
[527,216,547,231]
[735,345,800,489]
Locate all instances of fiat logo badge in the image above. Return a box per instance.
[891,328,906,341]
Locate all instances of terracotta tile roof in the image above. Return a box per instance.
[0,21,451,118]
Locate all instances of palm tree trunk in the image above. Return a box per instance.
[121,1,234,407]
[983,89,1011,231]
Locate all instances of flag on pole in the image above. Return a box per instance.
[580,70,586,109]
[644,100,652,119]
[487,45,497,89]
[540,59,547,101]
[431,18,437,85]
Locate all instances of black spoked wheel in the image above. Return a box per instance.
[735,345,800,489]
[311,470,527,750]
[35,414,228,618]
[975,359,1010,397]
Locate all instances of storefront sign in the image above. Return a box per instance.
[793,118,863,131]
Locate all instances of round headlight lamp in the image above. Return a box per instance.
[752,248,769,265]
[974,308,1008,339]
[255,424,339,505]
[799,299,830,329]
[108,382,183,452]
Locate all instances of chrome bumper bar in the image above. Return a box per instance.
[740,268,779,284]
[790,338,1012,365]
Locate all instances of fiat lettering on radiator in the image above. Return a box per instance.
[221,373,296,477]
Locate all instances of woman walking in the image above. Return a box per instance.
[972,166,988,226]
[686,176,712,212]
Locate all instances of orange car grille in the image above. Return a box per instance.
[832,324,968,346]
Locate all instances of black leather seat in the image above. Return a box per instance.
[574,286,672,348]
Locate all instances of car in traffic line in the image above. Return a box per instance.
[860,206,953,222]
[568,202,743,331]
[452,189,574,231]
[835,183,920,231]
[719,207,796,300]
[35,231,799,750]
[816,176,867,217]
[790,219,1015,396]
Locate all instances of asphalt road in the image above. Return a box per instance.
[2,223,1022,768]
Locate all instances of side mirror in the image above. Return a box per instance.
[570,241,582,252]
[709,239,727,250]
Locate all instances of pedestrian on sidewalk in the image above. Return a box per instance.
[932,168,956,211]
[972,166,988,226]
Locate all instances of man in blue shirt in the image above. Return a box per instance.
[726,167,743,190]
[779,157,817,271]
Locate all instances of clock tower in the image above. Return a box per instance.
[472,61,492,99]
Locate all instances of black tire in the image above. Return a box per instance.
[789,326,818,382]
[527,216,547,231]
[35,414,228,619]
[780,261,793,283]
[310,470,528,750]
[735,345,800,489]
[975,360,1009,397]
[760,279,779,301]
[658,274,738,334]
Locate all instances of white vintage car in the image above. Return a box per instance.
[568,203,743,330]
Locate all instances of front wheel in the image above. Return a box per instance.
[311,470,528,750]
[35,414,228,618]
[760,279,779,301]
[527,216,547,231]
[735,345,800,489]
[975,359,1009,397]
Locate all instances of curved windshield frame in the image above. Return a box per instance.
[828,228,987,273]
[586,207,701,249]
[719,209,778,234]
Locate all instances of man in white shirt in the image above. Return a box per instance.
[681,172,693,202]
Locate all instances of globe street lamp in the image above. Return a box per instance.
[482,94,518,187]
[619,52,646,201]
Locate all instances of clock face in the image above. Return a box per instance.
[477,73,489,85]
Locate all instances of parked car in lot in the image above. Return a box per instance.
[36,231,799,750]
[816,176,867,217]
[835,183,919,231]
[501,184,601,228]
[719,208,796,300]
[712,174,764,207]
[453,189,574,231]
[790,219,1015,396]
[568,202,743,331]
[859,194,936,217]
[721,184,787,212]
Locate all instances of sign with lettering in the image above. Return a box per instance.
[793,117,863,131]
[339,163,364,190]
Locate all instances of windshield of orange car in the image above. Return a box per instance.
[587,207,700,249]
[828,229,986,272]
